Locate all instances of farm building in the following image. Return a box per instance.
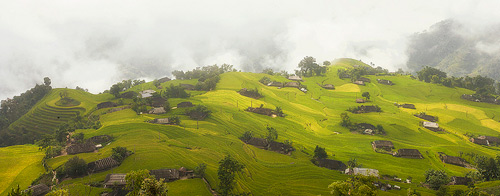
[139,90,156,98]
[414,113,438,122]
[449,176,472,186]
[401,104,416,109]
[358,77,371,83]
[372,140,394,151]
[267,81,283,87]
[322,84,335,89]
[288,75,303,81]
[104,173,127,188]
[26,184,50,196]
[66,143,96,155]
[158,77,171,83]
[151,118,172,125]
[439,154,468,167]
[285,82,300,88]
[180,83,195,90]
[316,159,347,171]
[345,168,379,177]
[377,79,394,85]
[471,138,490,146]
[479,136,500,144]
[97,102,117,109]
[149,107,166,114]
[150,169,180,182]
[177,102,193,108]
[88,157,120,172]
[393,149,423,159]
[353,105,381,113]
[356,99,365,103]
[246,137,268,148]
[353,81,365,86]
[246,107,275,116]
[268,140,294,155]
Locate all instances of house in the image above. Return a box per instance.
[288,75,303,81]
[358,77,371,83]
[285,82,300,88]
[88,157,120,172]
[439,154,468,167]
[246,137,268,148]
[377,79,393,85]
[180,83,195,90]
[322,84,335,89]
[393,149,423,159]
[316,159,347,171]
[177,102,193,108]
[353,81,365,86]
[401,104,416,109]
[358,123,376,130]
[104,174,127,188]
[356,99,366,103]
[246,107,275,116]
[158,77,171,83]
[479,136,500,144]
[372,140,394,151]
[471,138,489,146]
[414,113,438,122]
[267,140,294,155]
[300,88,308,93]
[267,81,283,87]
[449,176,471,186]
[27,184,50,196]
[149,107,166,114]
[345,168,379,177]
[97,102,117,109]
[152,118,172,125]
[150,169,180,182]
[139,90,156,98]
[66,143,96,155]
[354,105,381,113]
[422,121,440,132]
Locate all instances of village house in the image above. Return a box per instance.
[393,149,423,159]
[245,137,268,149]
[148,107,166,114]
[104,173,127,188]
[139,90,156,98]
[150,169,180,182]
[267,81,283,87]
[285,82,300,88]
[345,168,379,177]
[358,77,371,83]
[66,143,96,155]
[322,84,335,89]
[414,113,438,122]
[448,176,472,186]
[26,184,50,196]
[151,118,173,125]
[353,81,365,86]
[88,157,120,172]
[401,104,416,109]
[479,135,500,145]
[422,121,442,132]
[288,75,303,81]
[316,159,347,171]
[372,140,395,151]
[246,107,275,116]
[356,98,366,103]
[267,140,295,155]
[439,154,468,167]
[471,138,490,146]
[177,102,193,108]
[377,79,394,85]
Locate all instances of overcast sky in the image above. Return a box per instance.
[1,0,499,100]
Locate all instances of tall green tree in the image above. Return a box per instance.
[266,127,278,142]
[362,92,370,100]
[329,175,377,196]
[217,155,245,196]
[314,145,328,160]
[424,169,449,190]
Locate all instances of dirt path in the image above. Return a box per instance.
[202,177,218,196]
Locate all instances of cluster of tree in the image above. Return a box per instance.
[339,113,385,134]
[417,66,499,96]
[217,155,245,196]
[474,155,500,181]
[259,76,272,85]
[172,64,236,91]
[295,56,327,77]
[337,66,389,81]
[239,88,262,99]
[328,175,378,196]
[0,77,52,146]
[55,90,80,107]
[108,79,146,98]
[131,97,148,114]
[163,84,190,98]
[111,146,131,163]
[185,105,212,120]
[125,169,168,196]
[313,145,328,160]
[261,68,290,77]
[7,185,70,196]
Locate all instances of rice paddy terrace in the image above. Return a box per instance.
[1,58,500,195]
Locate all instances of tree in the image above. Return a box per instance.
[153,79,161,88]
[217,155,245,196]
[266,127,278,142]
[424,169,449,190]
[361,92,370,100]
[44,77,51,86]
[329,175,377,196]
[323,61,331,66]
[347,158,359,169]
[138,178,168,196]
[194,163,207,178]
[340,113,352,128]
[125,169,154,196]
[163,100,171,113]
[111,146,129,163]
[240,131,253,142]
[274,106,284,117]
[262,68,274,75]
[314,145,328,160]
[110,84,122,98]
[185,105,211,120]
[298,56,319,77]
[7,185,31,196]
[64,156,87,177]
[71,132,84,143]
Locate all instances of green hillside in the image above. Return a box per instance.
[1,58,500,195]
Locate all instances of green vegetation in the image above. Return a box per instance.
[424,169,449,190]
[125,169,168,196]
[218,155,245,196]
[328,175,377,196]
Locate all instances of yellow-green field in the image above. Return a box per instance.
[1,58,500,195]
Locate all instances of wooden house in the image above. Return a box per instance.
[27,184,50,196]
[316,159,347,171]
[393,149,423,159]
[66,143,96,155]
[88,157,120,172]
[372,140,394,151]
[150,169,180,182]
[104,174,127,188]
[377,79,394,85]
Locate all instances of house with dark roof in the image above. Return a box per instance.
[471,138,489,146]
[246,107,275,116]
[177,102,193,108]
[104,174,127,188]
[377,79,394,85]
[149,107,166,114]
[401,104,415,109]
[88,157,120,172]
[139,90,156,98]
[358,77,371,83]
[322,84,335,89]
[480,136,500,144]
[180,83,195,90]
[372,140,394,151]
[285,82,300,88]
[27,184,50,196]
[97,102,118,109]
[316,159,347,171]
[150,169,180,182]
[66,143,96,155]
[353,105,381,113]
[345,168,379,177]
[267,141,295,155]
[439,154,468,167]
[414,113,438,122]
[245,137,268,149]
[393,149,423,159]
[353,81,365,86]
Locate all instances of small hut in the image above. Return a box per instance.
[358,77,371,83]
[471,138,489,146]
[246,137,268,149]
[288,75,303,81]
[149,107,166,114]
[422,121,442,132]
[97,102,117,109]
[177,102,193,108]
[401,104,416,109]
[372,140,394,151]
[353,81,365,86]
[316,159,347,171]
[480,136,500,144]
[104,174,127,188]
[414,113,438,122]
[439,154,468,167]
[66,143,96,155]
[88,157,120,172]
[285,82,300,88]
[393,149,423,159]
[356,99,366,103]
[345,168,379,177]
[151,118,172,125]
[246,107,275,116]
[27,184,50,196]
[322,84,335,90]
[267,140,294,154]
[150,169,180,182]
[377,79,394,85]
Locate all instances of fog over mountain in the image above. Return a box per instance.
[1,0,500,100]
[406,19,500,80]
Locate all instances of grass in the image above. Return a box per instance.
[0,145,44,195]
[2,58,500,195]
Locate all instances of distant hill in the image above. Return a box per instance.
[406,19,500,80]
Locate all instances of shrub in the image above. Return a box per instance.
[239,131,253,142]
[185,105,211,120]
[314,145,328,159]
[64,156,87,177]
[111,146,130,163]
